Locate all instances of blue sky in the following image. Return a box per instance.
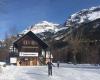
[0,0,100,39]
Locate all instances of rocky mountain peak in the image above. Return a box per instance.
[66,6,100,26]
[21,21,59,34]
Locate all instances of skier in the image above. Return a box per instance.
[57,61,60,68]
[47,61,53,76]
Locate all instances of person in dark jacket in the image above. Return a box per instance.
[47,61,53,76]
[57,61,60,68]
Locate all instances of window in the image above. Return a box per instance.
[23,40,31,45]
[23,40,27,45]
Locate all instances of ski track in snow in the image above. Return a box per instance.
[0,64,100,80]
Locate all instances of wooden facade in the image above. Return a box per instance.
[10,31,48,66]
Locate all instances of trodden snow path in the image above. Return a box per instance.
[0,64,100,80]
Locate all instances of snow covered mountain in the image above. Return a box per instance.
[21,21,59,34]
[66,6,100,26]
[20,6,100,41]
[20,21,68,40]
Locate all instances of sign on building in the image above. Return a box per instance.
[19,52,38,57]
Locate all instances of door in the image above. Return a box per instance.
[19,58,30,66]
[31,57,37,65]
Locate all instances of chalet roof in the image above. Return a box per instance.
[13,31,48,49]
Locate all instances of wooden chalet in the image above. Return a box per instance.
[10,31,49,66]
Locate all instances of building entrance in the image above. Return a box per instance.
[18,57,37,66]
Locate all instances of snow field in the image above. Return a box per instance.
[0,64,100,80]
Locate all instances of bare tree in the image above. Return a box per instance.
[68,28,88,64]
[68,33,82,64]
[0,26,18,62]
[4,26,18,48]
